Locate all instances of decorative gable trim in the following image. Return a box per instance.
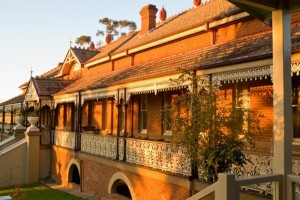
[60,49,81,76]
[292,61,300,75]
[25,80,39,102]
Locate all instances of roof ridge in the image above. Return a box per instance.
[98,32,137,49]
[156,0,215,26]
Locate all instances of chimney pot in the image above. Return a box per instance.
[194,0,201,7]
[89,41,95,50]
[159,6,167,21]
[139,4,158,35]
[106,34,112,44]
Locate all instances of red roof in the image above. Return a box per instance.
[0,94,24,106]
[71,47,99,63]
[32,77,75,96]
[54,25,300,95]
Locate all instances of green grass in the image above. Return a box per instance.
[0,183,83,200]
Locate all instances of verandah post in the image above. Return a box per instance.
[215,173,238,200]
[272,3,292,200]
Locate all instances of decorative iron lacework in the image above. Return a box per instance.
[250,85,273,97]
[118,138,124,161]
[41,130,50,145]
[292,61,300,76]
[54,130,75,149]
[127,81,188,96]
[212,61,300,84]
[81,90,117,105]
[125,138,191,176]
[41,100,54,109]
[230,153,300,196]
[212,65,273,84]
[54,97,77,108]
[80,133,117,159]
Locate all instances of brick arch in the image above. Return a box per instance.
[66,158,81,183]
[108,172,136,200]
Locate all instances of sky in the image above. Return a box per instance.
[0,0,199,103]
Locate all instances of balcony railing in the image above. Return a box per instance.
[125,138,191,176]
[53,130,75,149]
[78,133,191,176]
[41,130,51,145]
[52,130,300,198]
[80,133,117,159]
[186,173,283,200]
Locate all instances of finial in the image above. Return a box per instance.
[30,67,34,77]
[69,37,73,48]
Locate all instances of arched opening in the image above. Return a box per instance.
[112,179,132,199]
[69,164,80,184]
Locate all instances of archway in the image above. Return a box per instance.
[112,179,132,198]
[67,158,81,186]
[69,164,80,184]
[108,172,135,200]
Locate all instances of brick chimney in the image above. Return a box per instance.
[139,4,158,35]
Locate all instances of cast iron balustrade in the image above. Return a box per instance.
[80,133,117,159]
[53,130,75,149]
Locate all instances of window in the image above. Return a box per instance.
[236,87,250,109]
[235,84,250,133]
[162,92,178,136]
[292,76,300,138]
[140,94,147,133]
[56,103,74,131]
[119,98,125,134]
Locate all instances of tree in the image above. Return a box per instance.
[75,35,91,46]
[166,69,263,182]
[96,17,137,40]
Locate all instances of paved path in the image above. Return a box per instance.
[41,178,271,200]
[40,178,127,200]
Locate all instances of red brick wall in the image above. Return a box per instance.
[87,61,113,75]
[147,93,162,135]
[215,19,271,44]
[217,79,273,154]
[134,32,212,66]
[114,56,131,71]
[51,146,190,200]
[131,96,140,136]
[249,84,273,153]
[80,156,190,200]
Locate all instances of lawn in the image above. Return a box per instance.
[0,183,83,200]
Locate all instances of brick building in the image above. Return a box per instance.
[1,0,300,199]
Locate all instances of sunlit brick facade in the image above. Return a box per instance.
[1,0,300,199]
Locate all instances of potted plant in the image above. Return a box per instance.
[14,109,25,130]
[27,109,39,132]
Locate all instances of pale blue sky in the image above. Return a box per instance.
[0,1,199,103]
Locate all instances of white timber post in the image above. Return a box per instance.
[215,173,238,200]
[272,3,292,200]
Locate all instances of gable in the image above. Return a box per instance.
[61,49,82,75]
[25,79,39,102]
